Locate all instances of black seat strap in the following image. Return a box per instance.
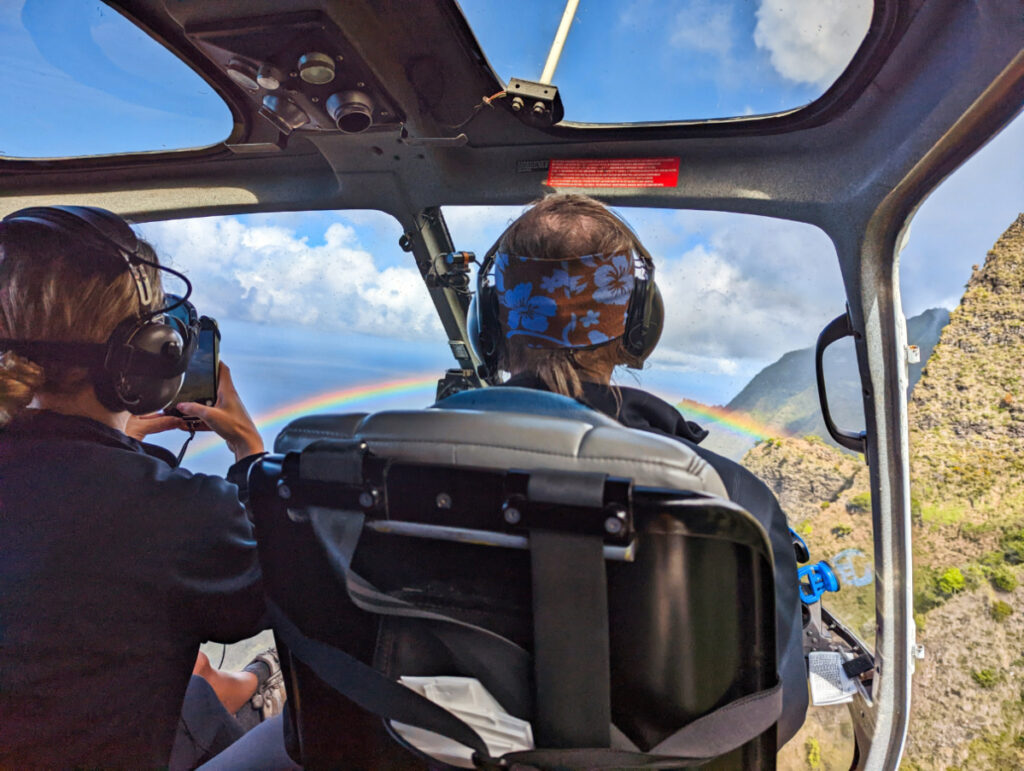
[267,598,493,761]
[529,530,611,749]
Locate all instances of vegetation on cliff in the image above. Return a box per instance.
[771,214,1024,770]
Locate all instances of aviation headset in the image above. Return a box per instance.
[467,208,665,377]
[0,205,198,414]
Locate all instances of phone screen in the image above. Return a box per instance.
[167,317,220,413]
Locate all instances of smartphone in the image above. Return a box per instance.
[165,316,220,417]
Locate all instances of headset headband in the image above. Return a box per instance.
[0,206,194,320]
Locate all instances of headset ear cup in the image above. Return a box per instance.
[468,285,502,378]
[99,318,187,414]
[639,283,665,360]
[622,281,664,369]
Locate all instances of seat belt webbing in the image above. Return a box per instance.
[529,529,612,749]
[267,598,493,761]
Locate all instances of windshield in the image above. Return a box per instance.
[0,0,232,158]
[458,0,874,123]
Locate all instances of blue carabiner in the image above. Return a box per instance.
[799,561,840,604]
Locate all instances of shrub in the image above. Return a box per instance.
[991,601,1013,622]
[848,492,872,514]
[804,737,822,770]
[937,567,966,597]
[990,565,1018,592]
[832,524,853,537]
[964,565,986,590]
[1001,530,1024,565]
[971,668,1002,689]
[914,567,944,614]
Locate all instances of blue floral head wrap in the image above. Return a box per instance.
[493,252,636,349]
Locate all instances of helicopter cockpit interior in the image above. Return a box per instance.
[1,1,1022,768]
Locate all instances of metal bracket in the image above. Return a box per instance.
[501,470,633,543]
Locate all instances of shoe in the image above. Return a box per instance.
[235,648,286,726]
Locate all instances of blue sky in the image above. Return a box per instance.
[2,0,1022,416]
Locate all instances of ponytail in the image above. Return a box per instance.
[0,351,45,425]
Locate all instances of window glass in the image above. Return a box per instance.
[893,112,1024,770]
[457,0,873,123]
[136,211,451,473]
[0,0,233,158]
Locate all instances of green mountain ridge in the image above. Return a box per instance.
[700,307,950,461]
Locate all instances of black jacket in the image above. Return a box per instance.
[503,375,808,746]
[0,410,265,768]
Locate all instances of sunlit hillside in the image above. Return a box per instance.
[764,215,1024,770]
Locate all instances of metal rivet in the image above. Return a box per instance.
[436,492,452,509]
[277,482,292,500]
[604,517,624,535]
[359,492,375,509]
[311,96,320,103]
[503,507,521,525]
[356,81,365,87]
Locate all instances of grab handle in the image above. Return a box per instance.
[815,312,868,453]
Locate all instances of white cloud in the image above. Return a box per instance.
[649,348,740,375]
[647,211,845,363]
[753,0,872,86]
[669,1,735,57]
[138,216,442,339]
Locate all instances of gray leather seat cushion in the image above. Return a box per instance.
[275,388,727,499]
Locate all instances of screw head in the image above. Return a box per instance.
[277,482,292,500]
[503,506,521,525]
[358,492,375,509]
[604,516,624,535]
[436,492,453,510]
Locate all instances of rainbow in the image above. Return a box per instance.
[675,398,790,441]
[189,373,438,457]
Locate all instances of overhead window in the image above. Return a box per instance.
[458,0,874,123]
[0,0,233,158]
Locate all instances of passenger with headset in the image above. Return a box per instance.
[0,207,290,768]
[468,193,809,748]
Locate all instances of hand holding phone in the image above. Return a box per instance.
[165,316,220,419]
[176,362,264,461]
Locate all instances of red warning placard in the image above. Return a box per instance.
[546,157,679,188]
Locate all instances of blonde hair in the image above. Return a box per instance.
[0,223,162,424]
[496,193,641,399]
